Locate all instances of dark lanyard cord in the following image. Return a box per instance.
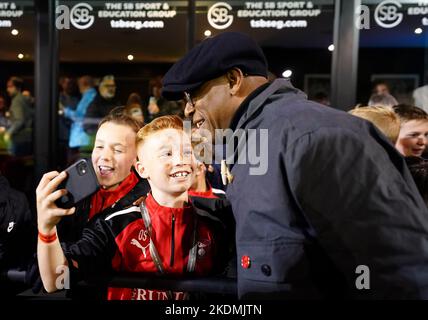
[139,201,198,300]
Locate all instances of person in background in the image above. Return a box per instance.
[312,91,330,106]
[368,93,398,107]
[4,77,33,157]
[372,81,390,96]
[0,93,10,130]
[393,104,428,157]
[189,160,226,199]
[58,76,80,168]
[84,75,121,135]
[405,156,428,206]
[349,106,400,144]
[124,92,145,124]
[146,76,183,123]
[63,75,97,164]
[22,90,34,107]
[413,83,428,113]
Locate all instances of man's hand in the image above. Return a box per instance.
[36,171,75,235]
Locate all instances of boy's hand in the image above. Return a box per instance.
[36,171,75,235]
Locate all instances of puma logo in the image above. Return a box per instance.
[130,238,149,258]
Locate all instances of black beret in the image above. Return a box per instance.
[162,32,268,101]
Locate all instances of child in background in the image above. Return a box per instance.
[393,104,428,157]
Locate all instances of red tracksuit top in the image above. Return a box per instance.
[64,193,224,300]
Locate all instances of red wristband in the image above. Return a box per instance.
[38,230,57,244]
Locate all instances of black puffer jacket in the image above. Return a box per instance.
[0,175,35,270]
[0,175,36,295]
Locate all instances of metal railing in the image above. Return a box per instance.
[108,273,237,295]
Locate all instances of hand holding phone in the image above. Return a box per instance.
[36,171,73,234]
[55,159,100,209]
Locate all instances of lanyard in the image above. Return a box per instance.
[139,201,198,299]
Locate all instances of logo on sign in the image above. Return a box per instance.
[70,3,94,29]
[207,2,234,30]
[56,3,94,30]
[374,0,403,28]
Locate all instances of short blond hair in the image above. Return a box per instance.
[349,106,400,144]
[136,115,184,148]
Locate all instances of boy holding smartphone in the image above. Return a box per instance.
[36,115,228,300]
[57,110,150,244]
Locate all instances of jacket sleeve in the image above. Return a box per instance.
[62,217,116,286]
[285,124,428,299]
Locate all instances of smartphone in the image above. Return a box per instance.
[55,159,100,209]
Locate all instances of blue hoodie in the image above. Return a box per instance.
[64,87,97,148]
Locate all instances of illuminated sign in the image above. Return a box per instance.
[98,2,177,30]
[56,2,180,30]
[56,2,95,29]
[206,1,322,30]
[374,0,403,28]
[207,2,233,30]
[0,2,24,28]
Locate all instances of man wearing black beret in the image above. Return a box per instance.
[162,32,428,299]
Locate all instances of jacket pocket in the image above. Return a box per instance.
[237,239,310,283]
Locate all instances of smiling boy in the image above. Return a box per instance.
[36,115,227,300]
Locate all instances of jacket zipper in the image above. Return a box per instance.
[170,213,175,267]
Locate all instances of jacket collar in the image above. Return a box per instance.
[145,192,192,217]
[234,78,306,130]
[89,171,140,220]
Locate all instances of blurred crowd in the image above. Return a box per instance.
[2,70,428,299]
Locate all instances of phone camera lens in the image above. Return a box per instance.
[77,162,88,176]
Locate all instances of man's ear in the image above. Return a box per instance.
[226,68,245,96]
[135,160,149,179]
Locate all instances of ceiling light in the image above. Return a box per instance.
[415,28,423,34]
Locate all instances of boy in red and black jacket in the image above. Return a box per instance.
[36,115,231,300]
